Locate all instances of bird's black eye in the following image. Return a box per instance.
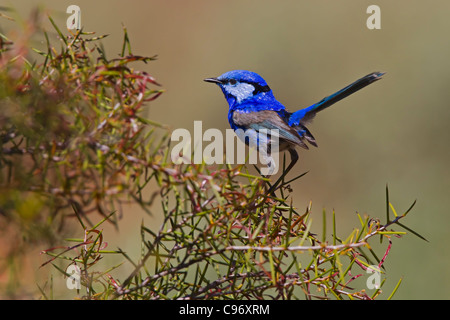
[229,79,237,85]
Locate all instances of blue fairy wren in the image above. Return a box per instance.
[204,70,384,193]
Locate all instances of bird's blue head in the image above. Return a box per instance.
[204,70,276,110]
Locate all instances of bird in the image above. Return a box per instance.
[204,70,384,194]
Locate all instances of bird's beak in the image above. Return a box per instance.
[204,77,223,84]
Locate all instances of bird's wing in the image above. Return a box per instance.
[232,110,309,149]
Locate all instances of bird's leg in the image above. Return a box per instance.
[266,148,298,196]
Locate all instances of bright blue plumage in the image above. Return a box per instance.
[204,70,384,193]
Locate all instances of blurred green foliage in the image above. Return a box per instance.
[0,9,165,296]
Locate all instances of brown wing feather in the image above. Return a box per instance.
[232,110,309,149]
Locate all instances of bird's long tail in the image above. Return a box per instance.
[289,72,384,126]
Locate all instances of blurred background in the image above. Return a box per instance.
[3,0,450,299]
